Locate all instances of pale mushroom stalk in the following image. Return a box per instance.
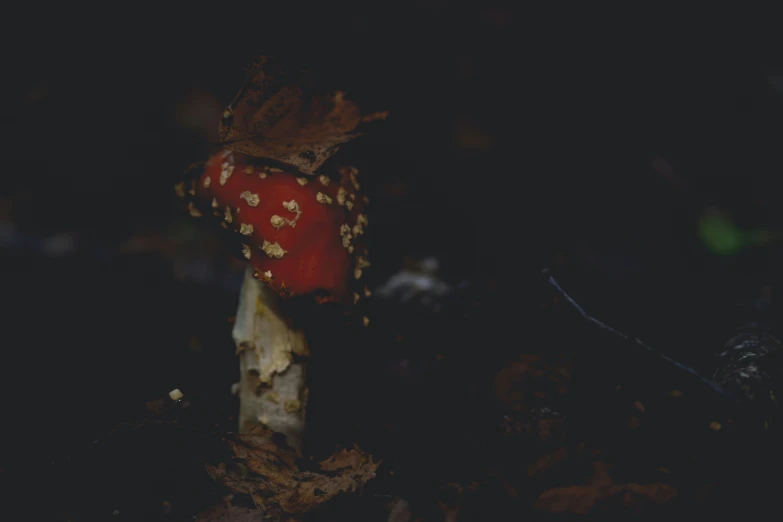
[232,266,309,452]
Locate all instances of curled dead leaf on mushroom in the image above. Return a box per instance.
[218,56,388,175]
[205,426,379,518]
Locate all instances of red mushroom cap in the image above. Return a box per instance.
[193,149,369,304]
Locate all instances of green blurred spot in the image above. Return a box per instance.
[698,211,744,256]
[698,208,783,256]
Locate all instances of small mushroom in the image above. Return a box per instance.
[190,149,372,452]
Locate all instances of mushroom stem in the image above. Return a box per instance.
[232,266,309,452]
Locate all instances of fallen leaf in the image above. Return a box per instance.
[533,461,676,515]
[192,503,263,522]
[528,447,570,477]
[218,56,387,175]
[494,353,572,414]
[205,426,379,518]
[386,498,411,522]
[319,447,373,471]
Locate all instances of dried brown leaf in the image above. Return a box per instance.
[494,353,572,414]
[319,447,372,471]
[205,427,379,518]
[533,461,676,515]
[218,56,387,175]
[192,503,263,522]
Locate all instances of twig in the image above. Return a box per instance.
[542,268,739,403]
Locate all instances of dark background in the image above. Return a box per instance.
[2,3,783,519]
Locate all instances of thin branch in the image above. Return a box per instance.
[542,268,739,403]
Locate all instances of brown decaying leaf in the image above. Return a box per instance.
[494,353,572,414]
[193,503,261,522]
[533,461,676,515]
[218,56,388,176]
[205,426,379,517]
